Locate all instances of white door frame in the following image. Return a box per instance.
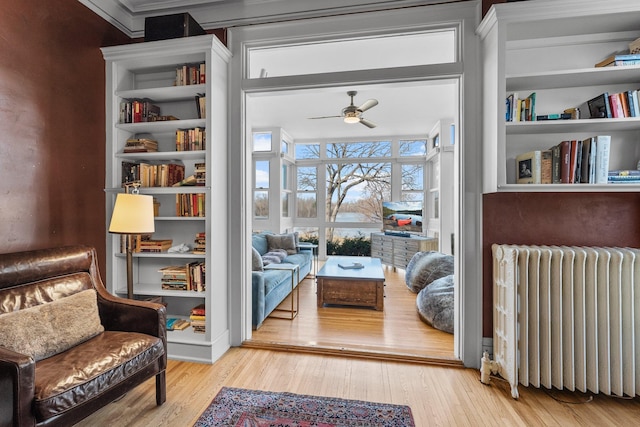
[227,0,483,368]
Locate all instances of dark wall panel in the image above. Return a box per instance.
[482,192,640,337]
[0,0,129,272]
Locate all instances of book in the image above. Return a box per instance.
[568,140,580,184]
[559,141,572,184]
[609,169,640,177]
[587,92,612,118]
[540,150,552,184]
[536,113,572,121]
[338,262,364,269]
[551,144,562,184]
[609,93,624,118]
[594,135,611,184]
[515,150,541,184]
[579,137,593,184]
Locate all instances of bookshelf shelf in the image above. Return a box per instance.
[103,35,230,363]
[479,1,640,193]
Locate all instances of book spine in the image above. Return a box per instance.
[594,136,611,184]
[560,140,571,184]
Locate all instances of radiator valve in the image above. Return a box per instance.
[480,351,499,385]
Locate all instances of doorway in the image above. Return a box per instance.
[227,1,483,367]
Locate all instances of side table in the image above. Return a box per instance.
[297,242,318,277]
[263,263,300,320]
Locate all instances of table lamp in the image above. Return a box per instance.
[108,185,155,299]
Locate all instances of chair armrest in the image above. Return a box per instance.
[94,283,166,343]
[0,346,36,427]
[251,272,265,326]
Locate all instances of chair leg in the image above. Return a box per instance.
[155,371,166,405]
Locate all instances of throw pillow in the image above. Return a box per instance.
[0,289,104,361]
[252,247,264,271]
[266,233,297,255]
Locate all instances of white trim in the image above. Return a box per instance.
[228,1,483,367]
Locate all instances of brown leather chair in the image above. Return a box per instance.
[0,245,166,427]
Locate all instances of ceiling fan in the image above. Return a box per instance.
[309,91,379,128]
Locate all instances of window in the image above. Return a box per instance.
[297,166,317,218]
[399,139,427,156]
[401,163,424,202]
[253,132,272,152]
[295,143,320,160]
[254,160,269,218]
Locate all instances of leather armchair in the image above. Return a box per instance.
[0,245,166,427]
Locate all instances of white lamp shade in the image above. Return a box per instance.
[109,193,156,234]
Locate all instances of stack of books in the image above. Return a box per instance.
[166,318,189,331]
[190,303,205,333]
[193,232,206,255]
[124,136,158,153]
[138,239,173,253]
[608,170,640,184]
[595,53,640,67]
[159,265,189,290]
[195,163,206,186]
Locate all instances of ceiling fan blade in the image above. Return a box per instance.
[359,118,376,128]
[358,99,378,112]
[307,115,342,120]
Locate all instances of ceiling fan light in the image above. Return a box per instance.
[343,111,359,123]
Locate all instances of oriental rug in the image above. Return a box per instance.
[194,387,415,427]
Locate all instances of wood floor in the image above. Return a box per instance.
[77,347,640,426]
[244,265,457,365]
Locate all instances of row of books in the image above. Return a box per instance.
[122,161,185,187]
[159,262,205,292]
[176,63,206,86]
[515,135,611,185]
[172,163,206,188]
[587,90,640,119]
[608,169,640,184]
[506,92,536,122]
[119,99,160,123]
[175,193,206,217]
[595,53,640,68]
[176,127,206,151]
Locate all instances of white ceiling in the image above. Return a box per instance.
[81,0,459,141]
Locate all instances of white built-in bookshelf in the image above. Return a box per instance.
[102,35,231,363]
[478,0,640,193]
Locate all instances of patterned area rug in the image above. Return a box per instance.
[194,387,415,427]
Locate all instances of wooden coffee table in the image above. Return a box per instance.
[316,256,385,310]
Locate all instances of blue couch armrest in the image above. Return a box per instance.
[252,271,266,329]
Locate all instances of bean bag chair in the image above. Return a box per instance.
[405,251,454,293]
[416,274,454,334]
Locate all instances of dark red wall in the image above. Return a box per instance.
[482,192,640,336]
[0,1,129,270]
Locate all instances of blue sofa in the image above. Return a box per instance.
[252,232,312,329]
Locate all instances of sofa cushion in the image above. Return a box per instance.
[252,247,264,271]
[266,233,297,255]
[0,289,104,361]
[33,331,164,420]
[252,232,270,255]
